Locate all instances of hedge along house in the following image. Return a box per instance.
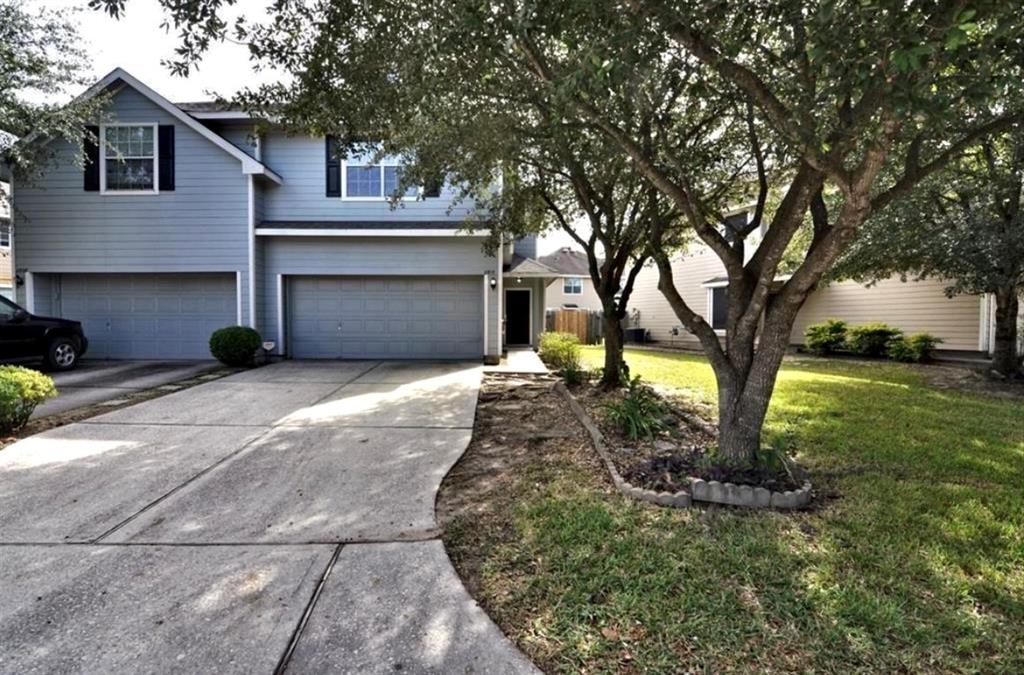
[628,211,1020,360]
[10,68,558,361]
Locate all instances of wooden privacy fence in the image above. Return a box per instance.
[545,309,604,345]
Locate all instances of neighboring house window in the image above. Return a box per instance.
[342,160,419,200]
[102,124,158,193]
[563,277,583,295]
[708,285,728,331]
[0,224,9,248]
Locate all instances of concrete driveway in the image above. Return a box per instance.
[0,361,538,674]
[31,360,218,419]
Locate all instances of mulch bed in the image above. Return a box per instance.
[573,382,803,493]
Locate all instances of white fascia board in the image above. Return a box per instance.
[255,228,486,237]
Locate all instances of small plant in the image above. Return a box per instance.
[804,319,848,355]
[209,326,262,367]
[845,322,903,357]
[603,375,666,440]
[0,366,57,434]
[560,359,586,386]
[887,333,942,362]
[538,331,582,372]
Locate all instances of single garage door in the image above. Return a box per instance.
[55,273,237,359]
[289,276,483,359]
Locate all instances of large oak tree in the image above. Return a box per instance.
[99,0,1023,460]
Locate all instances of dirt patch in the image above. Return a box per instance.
[437,373,611,609]
[574,383,803,492]
[914,362,1024,398]
[0,367,240,450]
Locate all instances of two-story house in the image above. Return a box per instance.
[10,68,556,362]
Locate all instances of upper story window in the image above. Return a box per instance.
[342,161,419,200]
[0,223,9,248]
[563,277,583,295]
[102,124,158,193]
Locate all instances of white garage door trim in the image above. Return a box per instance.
[286,275,484,360]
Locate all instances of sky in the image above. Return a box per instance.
[35,0,582,255]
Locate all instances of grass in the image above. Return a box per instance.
[449,347,1024,673]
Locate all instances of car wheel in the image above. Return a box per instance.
[46,337,79,371]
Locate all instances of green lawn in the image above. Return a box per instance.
[462,347,1024,673]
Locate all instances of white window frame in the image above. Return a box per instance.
[100,123,160,195]
[563,276,583,295]
[704,281,729,335]
[340,159,421,201]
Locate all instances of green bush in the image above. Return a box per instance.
[0,366,57,434]
[209,326,262,367]
[887,333,943,362]
[845,323,903,357]
[804,319,848,355]
[538,331,582,372]
[602,375,667,440]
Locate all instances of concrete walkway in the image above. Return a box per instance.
[0,361,539,674]
[485,348,549,374]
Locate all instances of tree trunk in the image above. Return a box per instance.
[600,311,625,387]
[711,338,787,462]
[992,286,1021,377]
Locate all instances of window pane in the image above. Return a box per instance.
[383,166,418,197]
[346,165,381,197]
[711,287,728,330]
[564,277,582,294]
[105,126,154,158]
[106,157,154,191]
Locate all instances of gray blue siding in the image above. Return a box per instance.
[259,236,500,356]
[260,132,482,223]
[14,84,254,323]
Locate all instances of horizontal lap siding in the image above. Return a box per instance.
[261,236,499,356]
[791,277,982,351]
[545,278,603,311]
[14,86,248,282]
[630,248,725,347]
[260,131,481,222]
[629,244,983,352]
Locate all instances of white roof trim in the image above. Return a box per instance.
[186,111,256,120]
[27,68,283,185]
[255,228,486,237]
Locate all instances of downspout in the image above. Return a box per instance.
[247,175,257,329]
[497,240,504,353]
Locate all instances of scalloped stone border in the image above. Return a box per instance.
[556,381,811,510]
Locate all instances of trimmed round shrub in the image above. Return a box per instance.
[804,319,848,355]
[209,326,262,367]
[845,323,903,357]
[0,366,57,434]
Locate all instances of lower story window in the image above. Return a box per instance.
[709,286,728,331]
[563,277,583,294]
[0,224,9,248]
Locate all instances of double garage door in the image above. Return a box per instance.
[55,273,237,359]
[289,276,483,360]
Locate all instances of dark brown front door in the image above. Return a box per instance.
[505,289,531,345]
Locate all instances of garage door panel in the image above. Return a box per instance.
[290,276,482,360]
[56,273,236,359]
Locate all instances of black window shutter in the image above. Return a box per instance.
[423,175,442,198]
[325,136,341,197]
[158,125,175,191]
[83,126,100,191]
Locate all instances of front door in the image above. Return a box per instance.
[505,289,531,346]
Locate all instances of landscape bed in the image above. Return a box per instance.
[439,347,1024,673]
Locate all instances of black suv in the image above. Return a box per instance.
[0,296,89,371]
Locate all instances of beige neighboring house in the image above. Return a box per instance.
[0,179,11,299]
[629,242,1002,356]
[540,247,604,311]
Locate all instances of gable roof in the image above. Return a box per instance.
[27,68,282,184]
[504,254,559,277]
[538,247,595,276]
